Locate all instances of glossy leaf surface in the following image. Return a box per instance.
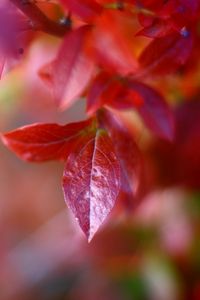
[1,119,94,162]
[62,129,120,241]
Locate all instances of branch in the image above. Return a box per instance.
[10,0,70,37]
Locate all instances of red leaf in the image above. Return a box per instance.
[1,119,94,162]
[39,26,94,109]
[98,109,143,209]
[87,72,142,115]
[127,81,175,141]
[139,33,193,75]
[87,76,175,141]
[62,129,120,241]
[86,72,112,115]
[60,0,102,22]
[136,19,174,38]
[87,11,138,76]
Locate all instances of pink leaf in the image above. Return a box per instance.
[39,26,94,109]
[62,129,120,241]
[1,119,94,162]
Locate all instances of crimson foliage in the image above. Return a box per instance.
[1,0,199,240]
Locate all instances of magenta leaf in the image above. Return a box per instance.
[1,119,94,162]
[62,129,120,241]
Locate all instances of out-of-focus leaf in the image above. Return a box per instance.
[127,81,175,141]
[39,26,94,109]
[0,53,5,79]
[87,11,138,76]
[86,72,112,115]
[90,77,175,141]
[62,129,120,241]
[98,109,143,209]
[139,33,193,75]
[0,2,33,76]
[150,100,200,188]
[1,119,94,162]
[136,19,174,38]
[60,0,102,22]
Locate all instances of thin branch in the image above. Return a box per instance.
[9,0,70,37]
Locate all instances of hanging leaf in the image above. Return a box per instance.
[139,33,193,75]
[87,76,175,141]
[127,81,175,141]
[86,72,112,115]
[98,109,143,209]
[39,26,94,109]
[62,129,120,241]
[136,19,174,38]
[87,11,138,76]
[107,80,175,141]
[1,119,95,162]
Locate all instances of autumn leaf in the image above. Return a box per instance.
[87,11,138,76]
[98,109,143,209]
[39,26,94,109]
[60,0,102,22]
[62,129,120,241]
[136,19,174,38]
[126,81,175,141]
[86,72,112,115]
[1,119,95,162]
[139,33,193,75]
[87,75,175,141]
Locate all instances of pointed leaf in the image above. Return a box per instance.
[87,72,112,115]
[127,81,175,141]
[39,26,94,109]
[139,33,193,75]
[87,74,174,141]
[62,129,120,241]
[1,119,94,162]
[105,80,175,141]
